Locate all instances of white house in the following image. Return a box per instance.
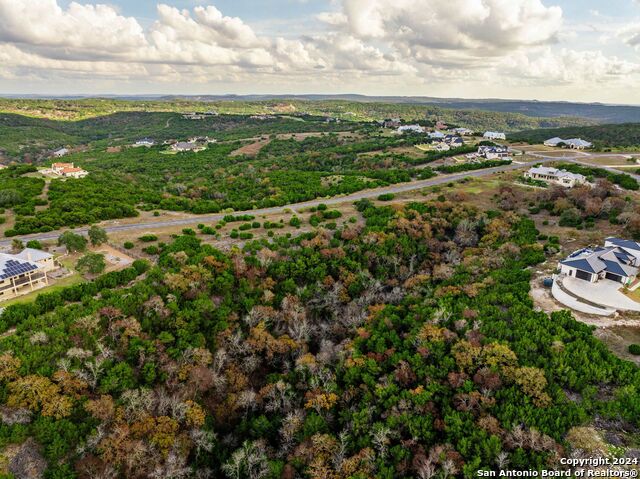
[604,238,640,262]
[14,248,55,272]
[134,138,155,147]
[171,142,206,153]
[478,145,510,160]
[559,245,639,285]
[427,131,446,140]
[397,125,424,134]
[483,131,506,141]
[51,162,88,179]
[543,137,592,149]
[565,138,593,149]
[0,251,53,301]
[524,166,586,188]
[52,148,69,158]
[544,137,565,147]
[453,128,473,136]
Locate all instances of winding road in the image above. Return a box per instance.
[1,150,636,248]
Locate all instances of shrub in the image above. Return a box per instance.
[138,234,158,242]
[377,193,395,201]
[123,241,134,249]
[289,216,301,228]
[629,344,640,355]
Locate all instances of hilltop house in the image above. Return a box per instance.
[559,242,640,284]
[524,166,586,188]
[483,131,506,141]
[134,138,155,147]
[0,249,56,301]
[397,125,424,134]
[171,142,206,153]
[51,162,88,179]
[478,145,510,160]
[544,137,592,149]
[52,148,69,158]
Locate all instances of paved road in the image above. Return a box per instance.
[0,159,546,248]
[3,151,635,248]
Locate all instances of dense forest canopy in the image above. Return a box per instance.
[0,200,638,478]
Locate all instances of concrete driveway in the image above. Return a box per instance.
[563,277,640,312]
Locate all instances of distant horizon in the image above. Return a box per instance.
[1,92,639,108]
[2,0,640,104]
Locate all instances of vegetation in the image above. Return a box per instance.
[555,163,639,191]
[512,123,640,150]
[76,252,106,274]
[437,159,512,174]
[0,199,638,477]
[57,231,88,253]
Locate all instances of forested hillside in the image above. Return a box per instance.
[0,199,638,478]
[512,123,640,150]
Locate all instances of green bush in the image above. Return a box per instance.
[123,241,134,249]
[138,234,158,242]
[628,344,640,355]
[377,193,395,201]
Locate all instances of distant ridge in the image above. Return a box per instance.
[2,93,640,123]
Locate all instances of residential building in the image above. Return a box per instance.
[543,137,565,147]
[453,128,473,136]
[0,252,52,301]
[565,138,593,149]
[544,137,592,149]
[134,138,155,147]
[52,148,69,158]
[483,131,506,141]
[443,135,464,147]
[171,142,206,153]
[381,118,401,128]
[14,248,55,272]
[51,162,88,179]
[397,124,424,134]
[604,238,640,262]
[427,131,446,140]
[478,145,510,160]
[559,245,639,284]
[524,166,586,188]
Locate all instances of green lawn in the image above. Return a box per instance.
[0,272,84,307]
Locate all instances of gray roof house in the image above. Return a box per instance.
[559,245,639,284]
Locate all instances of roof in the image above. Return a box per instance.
[606,238,640,251]
[527,166,585,181]
[561,246,639,278]
[61,167,85,174]
[565,138,592,148]
[544,137,564,144]
[14,248,52,262]
[0,254,40,280]
[52,162,73,168]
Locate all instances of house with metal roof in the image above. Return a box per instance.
[543,137,592,149]
[0,252,51,302]
[478,145,510,160]
[524,166,586,188]
[483,131,506,140]
[559,245,639,284]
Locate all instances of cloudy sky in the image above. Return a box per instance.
[1,0,640,103]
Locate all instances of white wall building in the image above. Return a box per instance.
[524,166,586,188]
[559,244,639,285]
[483,131,506,141]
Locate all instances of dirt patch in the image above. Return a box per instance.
[230,139,271,157]
[95,245,134,272]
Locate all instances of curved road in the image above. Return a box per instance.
[1,151,634,248]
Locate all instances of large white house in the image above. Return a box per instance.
[0,249,56,301]
[478,145,510,160]
[427,131,446,140]
[524,166,586,188]
[544,137,592,149]
[397,125,424,134]
[51,162,89,179]
[559,242,640,285]
[52,148,69,158]
[483,131,506,141]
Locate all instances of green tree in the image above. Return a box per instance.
[26,240,43,250]
[88,225,108,246]
[58,231,87,253]
[76,253,106,274]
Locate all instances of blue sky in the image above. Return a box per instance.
[2,0,640,103]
